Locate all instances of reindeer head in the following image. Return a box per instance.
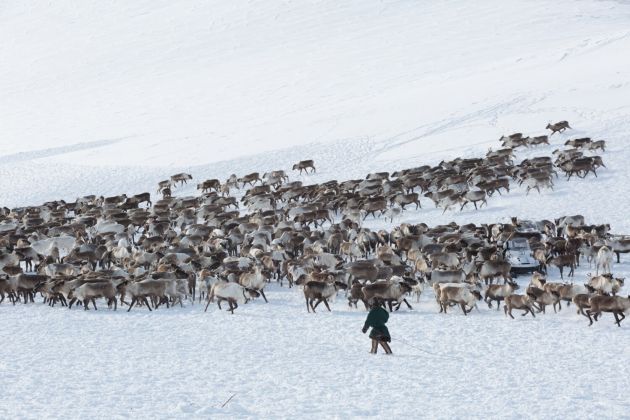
[33,281,48,293]
[334,281,348,291]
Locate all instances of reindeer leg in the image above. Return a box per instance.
[586,310,594,326]
[127,297,136,312]
[259,289,268,303]
[387,300,394,312]
[402,298,413,310]
[310,298,318,313]
[322,298,331,312]
[313,298,325,311]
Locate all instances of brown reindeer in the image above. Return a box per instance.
[572,293,592,316]
[170,173,193,186]
[292,160,316,174]
[238,172,261,187]
[586,295,630,326]
[161,187,172,199]
[389,193,421,210]
[197,179,221,193]
[546,120,571,135]
[588,140,606,152]
[302,280,346,313]
[565,137,591,148]
[504,294,536,319]
[547,254,576,279]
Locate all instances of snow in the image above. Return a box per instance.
[2,282,629,418]
[1,0,630,418]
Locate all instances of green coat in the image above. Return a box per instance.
[363,306,390,341]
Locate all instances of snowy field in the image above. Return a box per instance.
[1,0,630,418]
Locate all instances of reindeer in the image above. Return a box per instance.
[459,190,487,210]
[485,280,519,310]
[292,160,316,174]
[389,193,421,210]
[586,295,630,327]
[547,254,576,279]
[504,294,536,319]
[302,280,346,313]
[595,245,613,275]
[546,120,571,135]
[588,140,606,152]
[238,172,261,187]
[565,137,591,148]
[197,179,221,193]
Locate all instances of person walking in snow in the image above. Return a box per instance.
[362,299,392,354]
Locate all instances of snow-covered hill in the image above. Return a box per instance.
[1,1,629,418]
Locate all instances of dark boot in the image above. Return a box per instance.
[370,339,378,354]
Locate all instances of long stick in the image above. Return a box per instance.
[396,337,465,361]
[220,393,236,408]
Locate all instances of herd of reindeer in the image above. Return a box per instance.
[0,121,629,327]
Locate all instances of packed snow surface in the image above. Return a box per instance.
[1,0,630,418]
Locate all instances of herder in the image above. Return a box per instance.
[362,299,392,354]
